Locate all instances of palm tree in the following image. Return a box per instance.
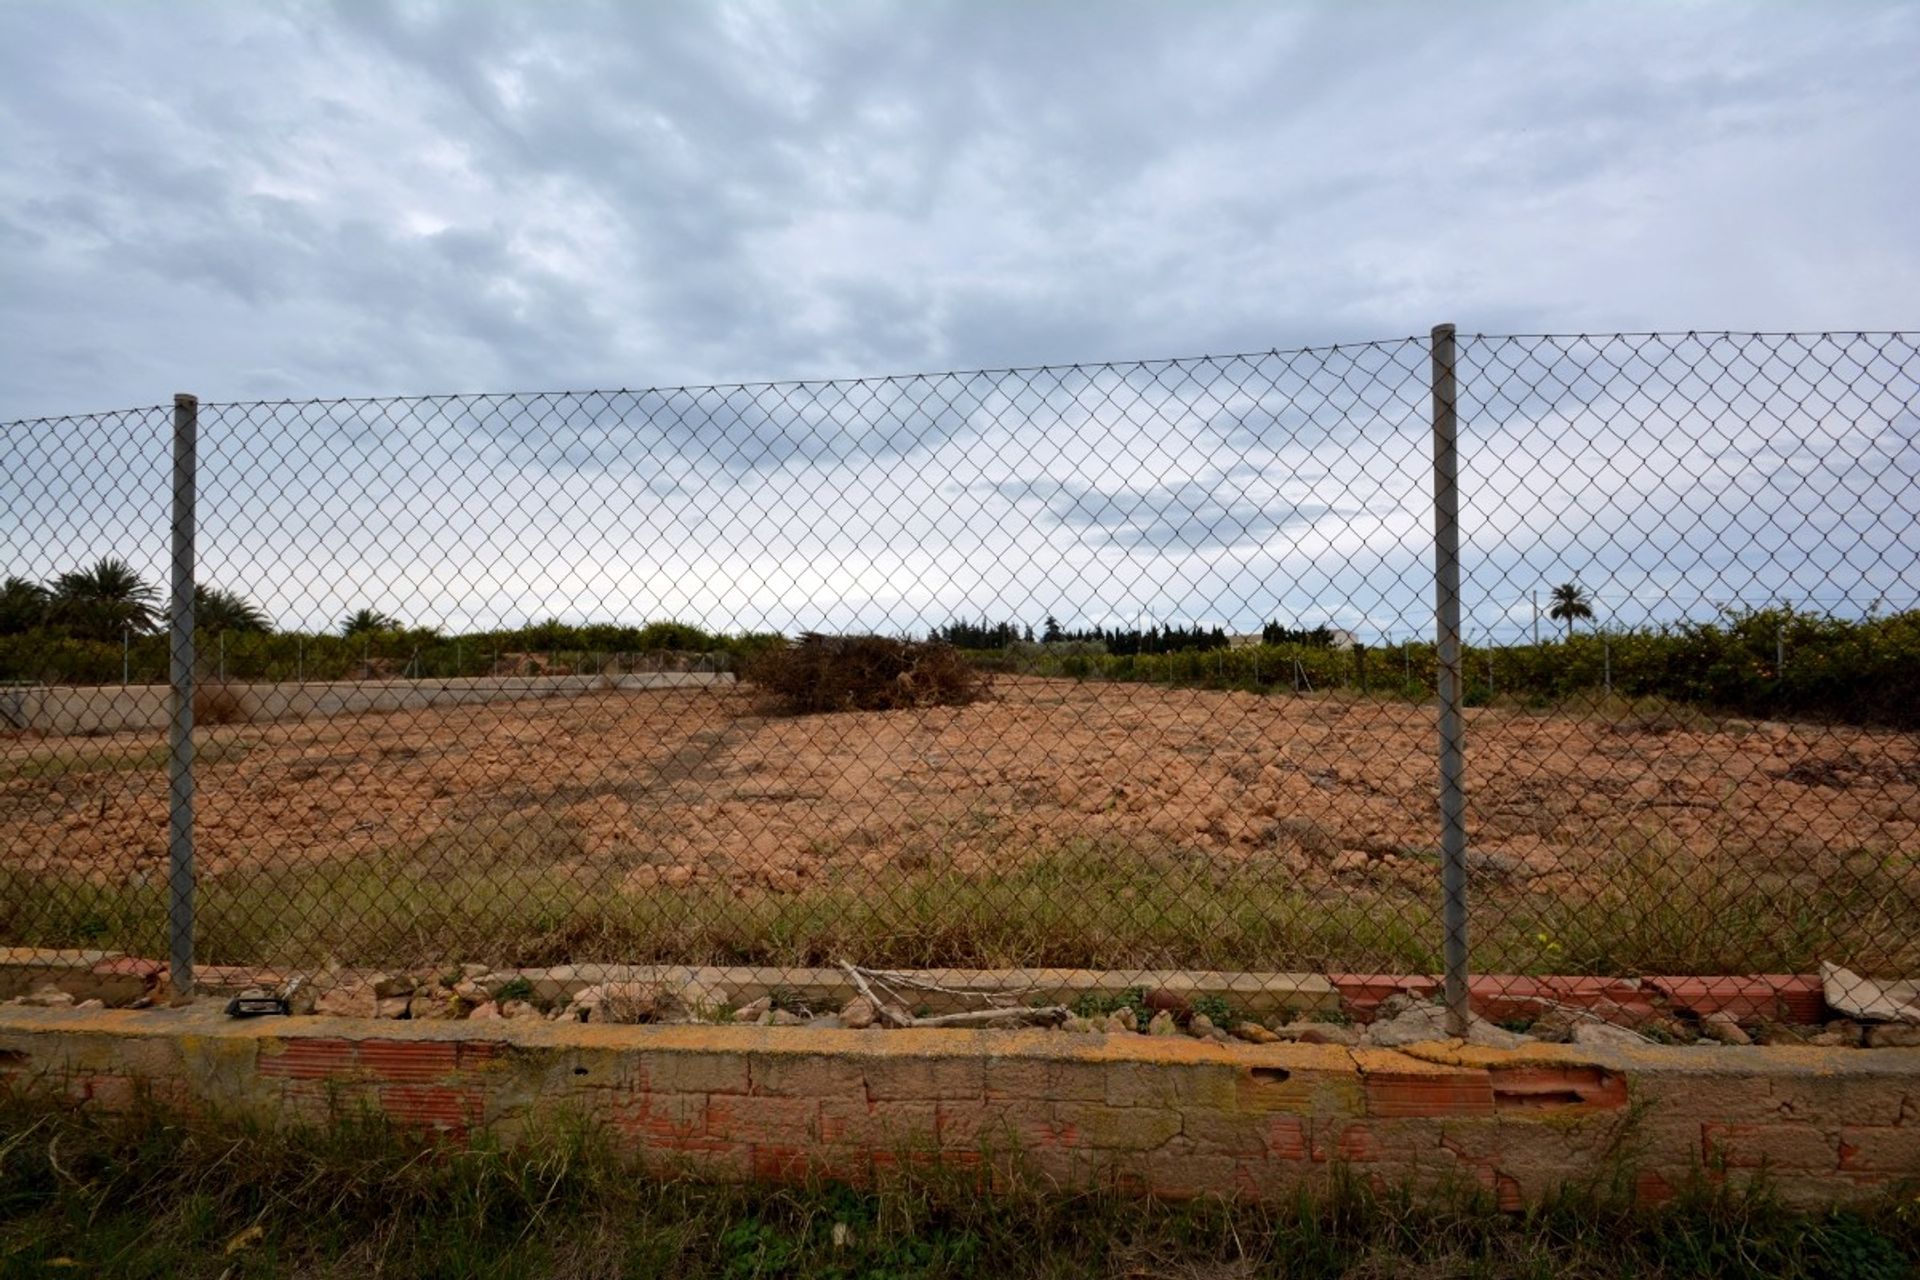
[194,586,272,634]
[339,607,400,637]
[0,576,50,635]
[1548,582,1594,641]
[47,558,161,642]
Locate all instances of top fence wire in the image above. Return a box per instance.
[1,329,1916,1023]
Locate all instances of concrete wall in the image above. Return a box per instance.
[6,672,734,735]
[2,1006,1913,1208]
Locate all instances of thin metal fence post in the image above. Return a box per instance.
[1429,324,1470,1038]
[167,393,198,1000]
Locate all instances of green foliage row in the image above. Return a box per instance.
[972,607,1920,729]
[0,621,782,686]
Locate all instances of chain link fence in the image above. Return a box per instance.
[2,329,1916,1025]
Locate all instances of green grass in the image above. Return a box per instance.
[2,830,1913,979]
[0,738,246,782]
[0,1097,1913,1279]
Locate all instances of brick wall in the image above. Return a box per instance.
[0,1007,1912,1208]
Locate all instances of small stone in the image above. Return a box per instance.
[1572,1021,1646,1048]
[460,963,490,979]
[1864,1023,1920,1048]
[597,982,663,1024]
[411,990,459,1021]
[477,972,523,999]
[1187,1012,1218,1039]
[467,1001,502,1020]
[840,996,876,1030]
[734,996,773,1022]
[1103,1008,1137,1034]
[1294,1024,1359,1046]
[499,999,538,1020]
[314,984,377,1018]
[767,1009,806,1026]
[1330,849,1370,874]
[810,1014,844,1030]
[1640,1015,1697,1045]
[1372,993,1421,1021]
[1699,1012,1751,1046]
[1147,1010,1179,1036]
[1529,1009,1577,1043]
[15,986,76,1009]
[1062,1014,1096,1034]
[371,973,415,999]
[1466,848,1527,878]
[376,995,411,1019]
[1231,1021,1279,1044]
[75,998,106,1010]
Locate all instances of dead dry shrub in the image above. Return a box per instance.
[192,682,248,726]
[744,633,989,714]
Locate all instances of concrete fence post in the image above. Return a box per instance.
[167,393,198,999]
[1429,325,1470,1038]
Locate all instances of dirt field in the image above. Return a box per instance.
[5,676,1917,893]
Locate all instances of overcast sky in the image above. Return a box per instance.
[2,2,1916,640]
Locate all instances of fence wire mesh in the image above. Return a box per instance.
[1,330,1916,1031]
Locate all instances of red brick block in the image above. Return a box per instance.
[1316,1121,1381,1163]
[1649,976,1823,1024]
[1490,1065,1628,1112]
[357,1039,460,1083]
[258,1037,357,1080]
[1467,976,1654,1022]
[1363,1071,1494,1118]
[1329,975,1439,1019]
[1264,1114,1310,1161]
[751,1145,811,1180]
[457,1040,508,1068]
[378,1084,480,1134]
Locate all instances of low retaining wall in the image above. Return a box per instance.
[2,1006,1912,1208]
[6,672,733,734]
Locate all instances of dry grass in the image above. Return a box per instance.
[745,633,990,713]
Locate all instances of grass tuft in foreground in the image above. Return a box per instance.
[0,1097,1914,1279]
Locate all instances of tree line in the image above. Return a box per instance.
[934,616,1347,655]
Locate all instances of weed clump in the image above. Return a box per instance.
[192,681,248,725]
[745,633,989,714]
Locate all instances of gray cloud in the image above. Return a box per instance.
[2,2,1916,641]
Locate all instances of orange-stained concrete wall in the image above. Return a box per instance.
[1,1007,1913,1208]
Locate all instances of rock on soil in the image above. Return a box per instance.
[1364,1000,1529,1049]
[840,996,876,1029]
[1699,1012,1751,1045]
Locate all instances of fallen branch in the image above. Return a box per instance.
[837,961,912,1027]
[837,961,1067,1029]
[907,1006,1069,1029]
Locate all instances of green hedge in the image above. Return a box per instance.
[967,607,1920,730]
